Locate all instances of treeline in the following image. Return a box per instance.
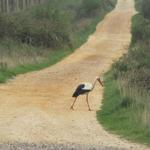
[0,0,46,13]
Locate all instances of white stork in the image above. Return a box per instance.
[70,76,103,111]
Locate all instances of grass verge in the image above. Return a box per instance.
[0,49,71,83]
[97,70,150,146]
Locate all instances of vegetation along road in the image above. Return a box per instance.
[0,0,149,149]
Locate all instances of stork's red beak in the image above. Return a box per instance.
[98,78,103,87]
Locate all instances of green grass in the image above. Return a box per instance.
[0,49,71,83]
[97,71,150,145]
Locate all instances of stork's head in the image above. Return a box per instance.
[96,76,103,87]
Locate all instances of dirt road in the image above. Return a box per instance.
[0,0,149,149]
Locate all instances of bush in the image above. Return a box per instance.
[131,14,150,43]
[0,4,71,48]
[0,0,116,48]
[0,62,7,72]
[77,0,117,19]
[142,0,150,19]
[78,0,101,17]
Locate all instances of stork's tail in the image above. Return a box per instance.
[72,84,84,98]
[72,91,78,97]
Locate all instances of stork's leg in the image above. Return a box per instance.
[70,97,77,110]
[86,93,91,111]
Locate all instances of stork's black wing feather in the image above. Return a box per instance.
[72,84,85,97]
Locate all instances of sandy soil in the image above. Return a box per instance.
[0,0,149,149]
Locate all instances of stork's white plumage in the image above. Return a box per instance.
[70,76,103,111]
[82,83,93,90]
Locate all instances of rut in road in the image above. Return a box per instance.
[0,0,149,150]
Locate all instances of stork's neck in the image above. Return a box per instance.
[91,78,97,90]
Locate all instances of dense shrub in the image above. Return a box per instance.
[0,6,71,48]
[0,0,117,48]
[131,14,150,43]
[114,10,150,90]
[77,0,101,17]
[142,0,150,19]
[77,0,116,18]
